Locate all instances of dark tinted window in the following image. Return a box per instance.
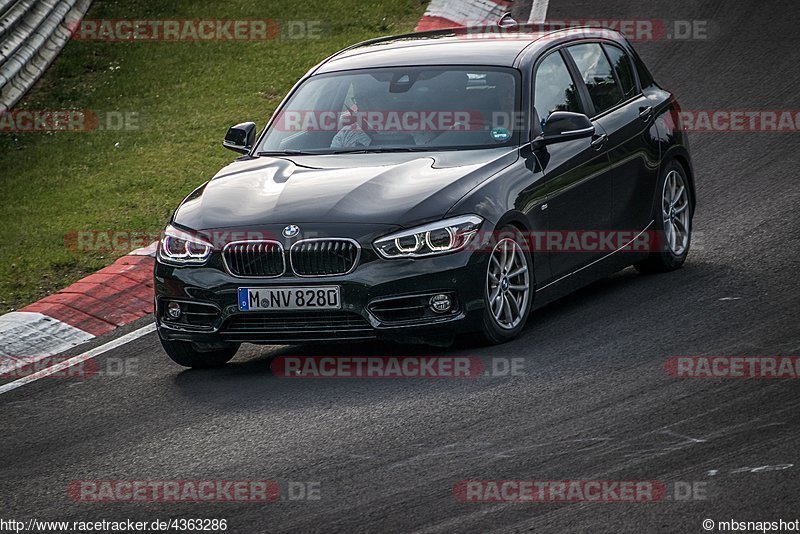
[567,43,624,114]
[534,51,582,128]
[631,48,655,87]
[603,44,638,99]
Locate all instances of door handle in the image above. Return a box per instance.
[590,134,607,149]
[639,106,654,121]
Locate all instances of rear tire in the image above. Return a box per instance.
[636,160,693,274]
[480,225,533,344]
[160,338,239,368]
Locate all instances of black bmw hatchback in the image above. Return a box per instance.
[155,25,695,367]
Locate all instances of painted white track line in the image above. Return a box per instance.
[529,0,550,23]
[0,322,156,396]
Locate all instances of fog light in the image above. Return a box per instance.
[166,301,182,319]
[429,294,453,314]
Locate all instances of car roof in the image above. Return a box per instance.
[315,25,626,73]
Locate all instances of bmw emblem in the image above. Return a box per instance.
[282,224,300,238]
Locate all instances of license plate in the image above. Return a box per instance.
[237,286,341,311]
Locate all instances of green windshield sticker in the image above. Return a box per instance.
[491,128,511,142]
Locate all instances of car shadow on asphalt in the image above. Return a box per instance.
[169,261,714,403]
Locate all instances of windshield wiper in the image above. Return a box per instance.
[257,150,322,156]
[328,147,438,154]
[259,147,459,156]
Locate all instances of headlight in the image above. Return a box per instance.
[374,215,483,259]
[157,224,213,265]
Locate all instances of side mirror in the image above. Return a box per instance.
[223,122,256,154]
[539,112,594,145]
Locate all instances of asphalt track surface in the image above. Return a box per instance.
[2,1,800,532]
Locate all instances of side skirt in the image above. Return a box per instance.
[532,221,654,310]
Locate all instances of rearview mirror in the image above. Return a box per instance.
[223,122,256,154]
[539,112,594,145]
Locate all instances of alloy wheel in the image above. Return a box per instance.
[486,237,530,330]
[662,170,691,256]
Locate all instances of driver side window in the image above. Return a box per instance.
[534,51,583,129]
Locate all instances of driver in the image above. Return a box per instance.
[330,82,439,148]
[330,83,380,148]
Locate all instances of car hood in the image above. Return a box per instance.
[172,148,517,231]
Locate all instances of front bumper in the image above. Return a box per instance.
[154,234,488,345]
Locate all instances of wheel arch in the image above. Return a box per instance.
[495,210,532,234]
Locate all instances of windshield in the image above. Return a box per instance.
[257,66,521,155]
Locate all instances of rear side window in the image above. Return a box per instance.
[534,51,583,127]
[566,43,624,115]
[603,44,638,99]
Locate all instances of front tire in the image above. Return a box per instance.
[636,161,693,273]
[160,337,239,368]
[480,225,533,344]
